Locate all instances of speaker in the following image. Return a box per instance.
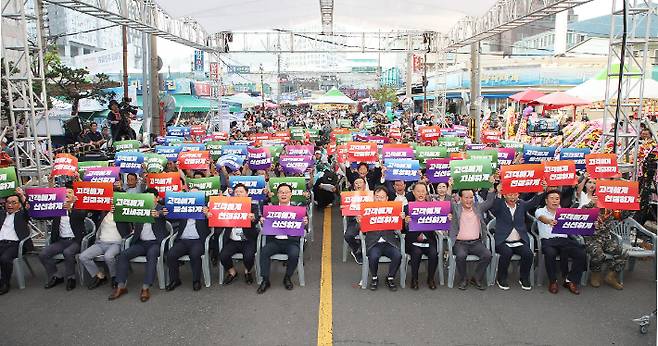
[64,116,82,135]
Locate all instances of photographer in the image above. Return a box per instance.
[107,98,137,143]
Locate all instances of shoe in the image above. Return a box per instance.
[66,278,76,291]
[257,280,271,294]
[457,280,468,290]
[87,276,107,290]
[427,278,437,290]
[351,250,363,265]
[108,287,128,301]
[519,278,532,291]
[590,272,602,288]
[0,283,9,295]
[245,272,254,285]
[496,279,510,290]
[470,278,486,291]
[111,277,118,289]
[140,288,150,302]
[386,277,397,292]
[410,279,419,290]
[283,276,294,290]
[604,271,624,290]
[192,281,202,291]
[224,272,238,285]
[563,281,580,295]
[369,277,378,291]
[211,256,219,267]
[548,280,559,294]
[44,276,64,289]
[165,279,181,292]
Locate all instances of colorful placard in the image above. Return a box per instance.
[247,147,272,170]
[426,158,451,184]
[0,167,18,197]
[382,144,414,160]
[113,192,155,223]
[208,196,252,228]
[543,161,578,186]
[585,153,619,179]
[144,153,168,173]
[497,147,517,166]
[51,154,78,177]
[559,147,590,170]
[419,126,441,142]
[187,176,221,199]
[408,201,451,231]
[216,154,245,172]
[221,145,248,157]
[280,155,314,175]
[552,208,599,235]
[415,146,448,168]
[73,181,114,211]
[438,137,465,153]
[78,161,109,176]
[167,126,190,137]
[180,143,206,152]
[229,175,267,201]
[205,141,225,160]
[340,191,374,217]
[25,187,67,218]
[523,145,556,164]
[114,151,144,174]
[164,191,206,219]
[83,167,120,183]
[359,201,403,232]
[347,142,378,163]
[595,180,640,210]
[481,129,502,144]
[500,164,544,194]
[467,149,498,169]
[268,177,307,203]
[113,140,141,152]
[155,145,182,161]
[450,158,493,189]
[262,205,307,236]
[384,159,420,182]
[500,140,525,153]
[146,172,182,197]
[178,150,210,170]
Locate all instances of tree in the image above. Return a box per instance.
[0,58,19,122]
[369,86,398,106]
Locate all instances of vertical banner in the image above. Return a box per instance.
[247,147,272,170]
[359,201,403,232]
[51,154,78,177]
[544,161,578,186]
[262,205,307,236]
[229,175,267,201]
[408,201,451,231]
[559,147,590,170]
[0,167,18,197]
[155,145,182,161]
[450,159,493,189]
[113,192,155,223]
[552,208,599,235]
[346,142,378,163]
[25,188,67,218]
[499,164,544,194]
[268,177,307,203]
[114,151,144,174]
[147,172,182,197]
[595,180,640,210]
[585,153,619,179]
[73,181,114,211]
[340,191,374,216]
[83,167,120,183]
[207,196,252,228]
[178,151,211,170]
[523,145,556,164]
[497,148,517,166]
[187,176,221,199]
[384,159,420,182]
[113,140,141,152]
[164,191,206,219]
[194,50,204,72]
[382,144,414,160]
[426,158,452,184]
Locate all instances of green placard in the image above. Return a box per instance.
[113,192,154,223]
[290,127,305,141]
[268,177,307,203]
[113,140,141,152]
[187,176,221,200]
[450,158,493,190]
[500,140,525,153]
[339,119,352,128]
[269,145,284,164]
[205,141,226,160]
[335,133,352,145]
[308,129,321,142]
[78,161,109,176]
[466,149,499,169]
[438,137,465,153]
[415,146,448,168]
[144,153,168,173]
[0,167,18,197]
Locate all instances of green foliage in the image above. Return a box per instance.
[369,86,398,106]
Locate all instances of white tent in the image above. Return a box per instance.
[566,65,658,102]
[309,87,357,104]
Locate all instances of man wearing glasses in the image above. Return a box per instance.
[0,188,31,295]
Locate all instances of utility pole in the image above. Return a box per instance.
[469,42,481,142]
[259,64,265,117]
[277,32,282,117]
[405,34,412,100]
[122,26,129,98]
[422,52,428,115]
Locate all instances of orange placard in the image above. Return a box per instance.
[346,142,378,163]
[147,172,182,197]
[500,164,544,194]
[419,126,441,142]
[359,201,403,232]
[208,196,252,228]
[340,191,374,216]
[544,160,578,187]
[73,181,113,211]
[177,150,210,170]
[51,153,79,177]
[585,153,619,179]
[481,130,502,144]
[595,180,639,210]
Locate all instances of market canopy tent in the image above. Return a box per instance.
[533,92,591,110]
[566,65,658,102]
[508,89,545,104]
[309,87,357,104]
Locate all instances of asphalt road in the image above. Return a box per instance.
[1,206,655,346]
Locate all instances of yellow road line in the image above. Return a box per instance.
[317,208,333,346]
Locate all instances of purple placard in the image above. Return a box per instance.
[285,145,314,156]
[384,159,420,182]
[453,125,468,137]
[280,155,314,175]
[83,167,120,183]
[497,148,517,166]
[426,158,451,183]
[467,143,487,150]
[25,187,67,218]
[367,136,388,146]
[247,147,272,170]
[382,146,414,160]
[408,201,451,231]
[262,205,306,236]
[553,208,599,235]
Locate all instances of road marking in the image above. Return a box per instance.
[317,208,333,345]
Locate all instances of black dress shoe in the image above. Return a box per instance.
[0,283,9,295]
[410,279,419,290]
[224,272,237,285]
[192,281,202,291]
[245,272,254,285]
[111,277,118,289]
[457,280,468,290]
[386,277,397,292]
[470,278,487,291]
[428,278,437,290]
[87,276,107,290]
[369,277,378,291]
[283,276,294,290]
[165,279,182,292]
[45,276,64,289]
[66,278,76,291]
[257,280,271,294]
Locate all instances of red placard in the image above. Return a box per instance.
[481,130,502,144]
[335,145,348,164]
[359,201,403,232]
[389,128,402,140]
[340,191,374,216]
[51,154,79,177]
[73,181,113,211]
[346,142,378,163]
[585,153,619,179]
[419,126,441,142]
[190,125,206,138]
[544,160,578,187]
[215,132,229,141]
[273,131,290,142]
[248,133,271,146]
[595,180,639,210]
[330,128,351,142]
[208,196,252,228]
[500,164,544,194]
[178,150,210,170]
[147,172,182,197]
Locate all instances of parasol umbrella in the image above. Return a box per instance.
[509,89,545,104]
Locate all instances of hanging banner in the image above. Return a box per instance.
[552,208,599,236]
[155,145,182,161]
[280,155,314,175]
[544,161,578,186]
[408,201,451,231]
[382,144,414,160]
[167,126,190,137]
[438,137,465,153]
[208,196,252,228]
[113,192,155,223]
[229,175,267,201]
[114,151,144,174]
[113,140,141,152]
[178,150,210,170]
[418,126,441,142]
[73,181,114,211]
[384,159,420,182]
[426,158,451,184]
[144,153,168,173]
[0,167,18,197]
[585,153,619,179]
[262,205,307,236]
[450,158,493,190]
[359,201,403,232]
[78,161,109,176]
[347,142,378,163]
[595,180,640,210]
[481,130,502,144]
[216,154,245,172]
[500,164,544,194]
[187,176,221,199]
[497,147,517,166]
[268,177,307,203]
[285,145,314,156]
[523,145,556,164]
[248,147,272,170]
[559,147,590,171]
[164,191,206,220]
[340,191,374,216]
[52,154,79,177]
[467,149,498,169]
[25,188,67,218]
[147,172,182,197]
[83,167,120,183]
[205,141,225,160]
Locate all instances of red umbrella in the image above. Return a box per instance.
[533,92,591,110]
[509,89,545,103]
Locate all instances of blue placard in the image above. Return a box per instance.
[229,140,252,146]
[384,159,420,182]
[180,143,206,152]
[164,191,206,220]
[559,147,590,171]
[217,154,245,172]
[221,145,248,156]
[114,151,144,173]
[523,145,557,164]
[155,145,182,161]
[164,136,185,145]
[167,126,190,137]
[229,175,267,201]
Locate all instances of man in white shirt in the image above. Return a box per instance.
[0,190,30,295]
[535,190,586,295]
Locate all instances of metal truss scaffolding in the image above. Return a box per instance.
[319,0,333,35]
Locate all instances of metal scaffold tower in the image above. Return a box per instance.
[600,0,654,178]
[1,0,53,186]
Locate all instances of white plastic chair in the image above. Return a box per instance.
[255,232,306,286]
[609,217,656,283]
[218,224,262,285]
[42,217,95,285]
[12,231,38,289]
[487,218,536,287]
[358,231,406,289]
[446,232,494,288]
[530,221,588,287]
[403,232,441,286]
[167,228,214,287]
[126,221,174,290]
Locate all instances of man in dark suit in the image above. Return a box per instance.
[110,188,169,301]
[0,189,31,295]
[39,185,88,291]
[346,162,383,191]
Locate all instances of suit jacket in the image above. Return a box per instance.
[0,207,32,250]
[50,209,88,245]
[132,205,169,244]
[346,167,383,190]
[488,193,544,246]
[449,190,495,244]
[93,211,133,240]
[221,203,261,243]
[174,217,211,241]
